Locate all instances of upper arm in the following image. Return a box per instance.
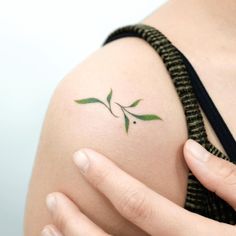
[24,36,189,236]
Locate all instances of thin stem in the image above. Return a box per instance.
[101,101,119,118]
[115,102,137,119]
[115,102,126,116]
[123,108,137,117]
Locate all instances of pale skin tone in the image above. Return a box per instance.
[41,139,236,235]
[24,0,236,235]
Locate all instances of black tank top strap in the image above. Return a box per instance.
[175,48,236,162]
[101,23,236,224]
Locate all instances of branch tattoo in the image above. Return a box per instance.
[74,88,162,133]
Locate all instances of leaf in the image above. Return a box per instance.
[106,89,112,106]
[131,114,162,121]
[74,98,103,104]
[124,113,130,133]
[126,99,143,108]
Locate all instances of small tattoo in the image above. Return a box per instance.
[74,88,162,134]
[74,89,118,118]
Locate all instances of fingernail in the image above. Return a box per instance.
[41,226,58,236]
[73,150,90,174]
[186,139,209,162]
[46,194,57,212]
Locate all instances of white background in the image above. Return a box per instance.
[0,0,166,235]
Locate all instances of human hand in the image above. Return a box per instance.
[41,139,236,236]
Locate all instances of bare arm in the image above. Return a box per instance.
[24,36,189,236]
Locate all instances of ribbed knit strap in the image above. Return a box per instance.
[175,47,236,162]
[102,23,236,224]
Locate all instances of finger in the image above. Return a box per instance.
[41,224,63,236]
[45,192,111,236]
[184,139,236,211]
[73,148,235,236]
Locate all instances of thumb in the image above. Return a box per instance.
[183,139,236,211]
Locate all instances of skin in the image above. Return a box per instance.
[41,139,236,235]
[24,0,236,235]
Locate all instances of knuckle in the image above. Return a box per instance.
[118,189,151,222]
[91,167,111,188]
[54,212,75,233]
[217,161,236,185]
[214,161,236,204]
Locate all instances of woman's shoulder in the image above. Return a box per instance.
[24,35,189,235]
[52,34,189,172]
[57,33,188,139]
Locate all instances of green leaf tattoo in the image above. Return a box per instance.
[124,99,143,108]
[74,88,118,117]
[75,98,103,104]
[129,114,162,121]
[106,89,112,107]
[115,101,162,133]
[74,88,162,134]
[124,113,129,133]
